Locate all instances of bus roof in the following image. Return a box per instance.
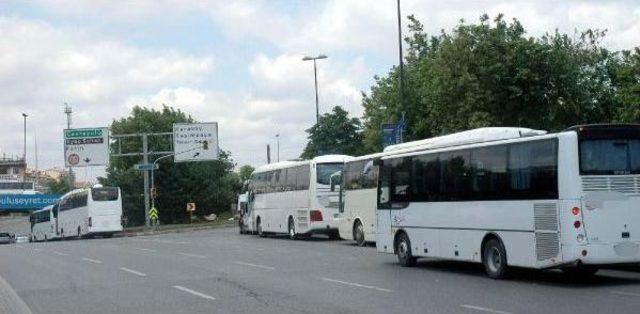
[383,127,547,153]
[254,160,310,173]
[312,154,353,164]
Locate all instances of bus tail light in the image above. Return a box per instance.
[571,207,580,215]
[310,210,323,222]
[574,221,581,229]
[88,217,92,227]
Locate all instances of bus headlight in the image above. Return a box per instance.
[577,234,585,243]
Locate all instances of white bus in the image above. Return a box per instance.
[57,186,123,239]
[247,155,352,239]
[376,124,640,279]
[30,205,58,242]
[237,191,250,234]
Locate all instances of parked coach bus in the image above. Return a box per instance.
[247,155,352,239]
[376,124,640,279]
[30,205,58,242]
[57,185,123,239]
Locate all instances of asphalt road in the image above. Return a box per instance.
[2,228,640,314]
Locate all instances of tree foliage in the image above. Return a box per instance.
[362,14,638,152]
[300,106,365,159]
[98,105,241,226]
[45,175,73,195]
[238,165,255,183]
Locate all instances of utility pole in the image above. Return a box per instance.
[396,0,405,143]
[266,144,271,164]
[64,103,75,187]
[142,134,150,227]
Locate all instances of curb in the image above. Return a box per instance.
[116,223,236,238]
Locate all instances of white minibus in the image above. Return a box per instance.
[376,125,640,279]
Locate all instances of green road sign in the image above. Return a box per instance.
[149,207,159,220]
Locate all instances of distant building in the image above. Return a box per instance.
[0,156,26,181]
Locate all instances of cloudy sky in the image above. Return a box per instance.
[0,0,638,181]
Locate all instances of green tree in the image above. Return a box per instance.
[615,48,640,122]
[98,105,241,226]
[238,165,255,182]
[362,14,624,151]
[45,175,73,195]
[300,106,365,159]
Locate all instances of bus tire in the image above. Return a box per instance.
[257,218,265,238]
[288,217,297,240]
[482,238,509,279]
[353,220,366,247]
[395,232,417,267]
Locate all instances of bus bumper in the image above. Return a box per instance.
[565,242,640,265]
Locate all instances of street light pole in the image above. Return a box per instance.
[275,133,280,162]
[21,113,28,162]
[396,0,405,143]
[302,55,328,124]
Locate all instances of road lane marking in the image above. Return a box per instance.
[32,248,42,252]
[119,267,147,277]
[14,245,25,249]
[178,252,207,259]
[135,248,156,252]
[321,277,392,293]
[611,290,640,297]
[53,251,68,256]
[173,285,216,301]
[234,261,275,271]
[460,304,513,314]
[81,257,102,264]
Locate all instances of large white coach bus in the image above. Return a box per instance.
[247,155,352,239]
[376,124,640,279]
[30,205,58,242]
[57,186,123,239]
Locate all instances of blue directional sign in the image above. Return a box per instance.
[134,163,159,171]
[381,123,402,148]
[0,194,61,212]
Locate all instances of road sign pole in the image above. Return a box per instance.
[142,134,150,228]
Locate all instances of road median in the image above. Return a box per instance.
[118,220,236,237]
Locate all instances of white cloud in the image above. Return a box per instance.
[0,16,215,175]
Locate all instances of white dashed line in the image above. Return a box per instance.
[14,245,25,249]
[460,304,513,314]
[82,257,103,264]
[234,261,275,271]
[32,248,42,252]
[119,267,147,277]
[178,252,207,259]
[173,285,216,301]
[611,290,640,297]
[135,248,157,252]
[53,251,68,256]
[321,277,392,293]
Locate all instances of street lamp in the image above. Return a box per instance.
[21,113,28,161]
[275,133,280,162]
[302,54,328,124]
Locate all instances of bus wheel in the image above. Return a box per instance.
[395,232,417,267]
[288,217,297,240]
[483,238,509,279]
[257,219,265,238]
[354,221,366,247]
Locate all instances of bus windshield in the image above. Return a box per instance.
[317,163,344,185]
[91,187,119,201]
[580,139,640,175]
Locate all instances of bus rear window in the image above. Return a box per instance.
[580,139,640,175]
[91,187,119,201]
